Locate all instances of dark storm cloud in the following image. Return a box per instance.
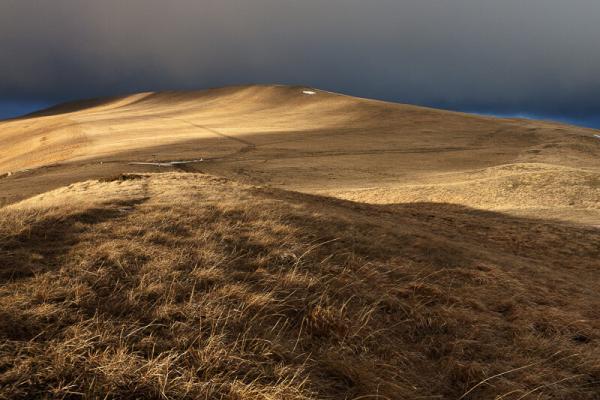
[1,0,600,119]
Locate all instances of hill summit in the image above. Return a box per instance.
[1,85,599,224]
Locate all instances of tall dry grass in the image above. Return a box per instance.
[1,173,598,399]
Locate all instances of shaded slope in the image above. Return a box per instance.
[1,173,599,399]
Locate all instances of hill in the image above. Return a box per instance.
[0,85,599,398]
[0,172,598,399]
[0,85,599,224]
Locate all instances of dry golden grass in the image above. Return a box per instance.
[1,85,599,224]
[1,85,599,398]
[325,163,600,224]
[1,173,599,399]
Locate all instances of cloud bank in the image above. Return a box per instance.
[1,0,599,119]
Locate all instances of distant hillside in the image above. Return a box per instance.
[0,85,599,224]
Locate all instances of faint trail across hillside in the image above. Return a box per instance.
[157,115,256,149]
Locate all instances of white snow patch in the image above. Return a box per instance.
[302,90,316,95]
[594,134,600,139]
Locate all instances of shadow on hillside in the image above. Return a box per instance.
[0,198,147,284]
[251,186,600,270]
[1,96,120,122]
[24,97,119,118]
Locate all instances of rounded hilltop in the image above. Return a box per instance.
[1,84,598,224]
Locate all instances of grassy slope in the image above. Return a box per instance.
[1,85,599,224]
[1,173,599,399]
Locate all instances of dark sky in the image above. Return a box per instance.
[1,0,599,127]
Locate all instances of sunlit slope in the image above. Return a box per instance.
[1,85,389,172]
[2,84,598,174]
[325,163,600,224]
[1,85,598,222]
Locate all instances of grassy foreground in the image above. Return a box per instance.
[1,173,599,399]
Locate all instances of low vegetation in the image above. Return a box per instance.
[1,173,598,399]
